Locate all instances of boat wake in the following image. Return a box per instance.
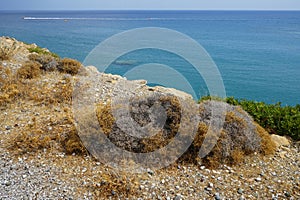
[23,17,184,21]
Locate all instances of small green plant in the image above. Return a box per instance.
[199,95,225,102]
[28,46,59,58]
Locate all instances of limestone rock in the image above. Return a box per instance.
[85,66,100,75]
[151,86,193,100]
[271,134,290,148]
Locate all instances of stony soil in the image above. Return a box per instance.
[0,144,299,199]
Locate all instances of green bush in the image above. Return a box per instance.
[28,46,59,58]
[200,96,300,140]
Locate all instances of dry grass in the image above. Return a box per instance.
[0,45,14,61]
[1,63,73,108]
[141,96,182,153]
[17,61,41,79]
[93,95,183,153]
[1,63,86,156]
[27,77,72,106]
[96,101,115,136]
[256,123,276,155]
[2,53,276,172]
[11,117,54,154]
[183,101,276,168]
[9,109,86,155]
[82,96,276,169]
[91,172,139,198]
[0,66,21,108]
[58,115,87,155]
[28,54,82,75]
[58,58,82,75]
[28,53,59,72]
[2,68,276,170]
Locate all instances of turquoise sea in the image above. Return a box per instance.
[0,11,299,105]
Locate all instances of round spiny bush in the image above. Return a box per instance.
[58,58,82,75]
[28,53,59,72]
[95,94,182,153]
[185,100,276,168]
[17,61,41,79]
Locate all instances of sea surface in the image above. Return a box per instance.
[0,10,299,105]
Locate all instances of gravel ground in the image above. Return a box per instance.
[0,144,299,200]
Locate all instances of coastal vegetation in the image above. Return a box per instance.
[28,51,82,75]
[28,46,59,58]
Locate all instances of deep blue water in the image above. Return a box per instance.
[0,10,299,105]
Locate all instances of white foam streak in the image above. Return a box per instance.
[23,17,184,21]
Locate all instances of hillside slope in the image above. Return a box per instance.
[0,37,299,199]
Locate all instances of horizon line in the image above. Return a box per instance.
[1,9,300,12]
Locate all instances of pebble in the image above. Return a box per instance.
[174,194,182,200]
[237,188,243,194]
[271,172,277,176]
[4,180,11,186]
[284,191,291,197]
[255,177,262,182]
[147,168,154,176]
[214,193,221,200]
